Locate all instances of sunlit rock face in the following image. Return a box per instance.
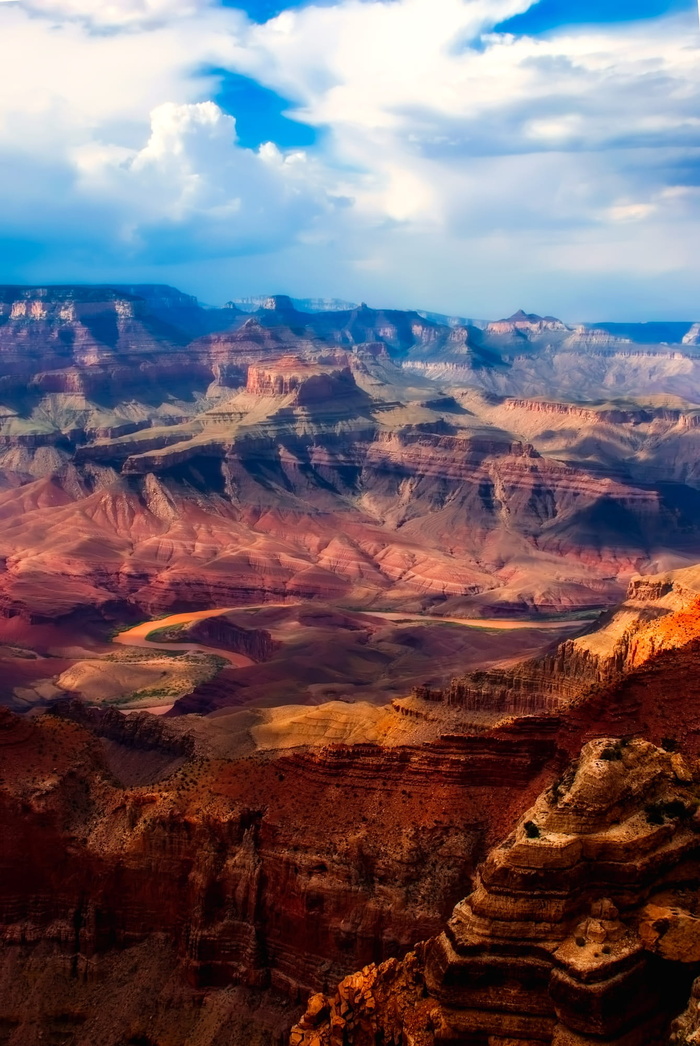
[292,737,700,1046]
[0,698,563,1042]
[415,563,700,717]
[2,285,700,1044]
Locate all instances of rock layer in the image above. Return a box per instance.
[0,702,557,1042]
[2,285,700,631]
[6,598,700,1042]
[426,563,700,715]
[292,738,700,1046]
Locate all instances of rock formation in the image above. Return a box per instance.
[292,737,700,1046]
[2,284,700,637]
[4,284,700,1045]
[486,309,570,338]
[424,562,700,716]
[5,572,700,1041]
[150,611,277,663]
[0,698,563,1043]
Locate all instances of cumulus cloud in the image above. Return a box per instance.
[224,0,700,315]
[0,0,698,317]
[71,101,332,260]
[0,103,333,272]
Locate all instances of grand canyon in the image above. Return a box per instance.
[3,284,700,1045]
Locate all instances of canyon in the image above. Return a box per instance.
[4,565,700,1044]
[2,289,700,628]
[3,284,700,1044]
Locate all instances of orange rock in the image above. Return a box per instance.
[639,904,700,962]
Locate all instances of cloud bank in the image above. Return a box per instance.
[0,0,698,318]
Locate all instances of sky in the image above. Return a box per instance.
[0,0,698,319]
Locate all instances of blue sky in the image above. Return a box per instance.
[497,0,694,31]
[0,0,698,320]
[234,0,694,26]
[211,70,318,149]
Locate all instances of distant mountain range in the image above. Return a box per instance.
[102,284,697,347]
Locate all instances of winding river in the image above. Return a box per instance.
[111,605,590,715]
[113,603,590,664]
[113,607,255,667]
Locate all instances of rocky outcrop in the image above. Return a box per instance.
[292,737,700,1045]
[50,698,196,757]
[405,328,700,403]
[7,600,700,1042]
[245,354,360,404]
[486,309,570,338]
[0,285,187,370]
[0,703,562,1034]
[503,397,700,428]
[153,613,277,662]
[669,977,700,1044]
[432,564,700,715]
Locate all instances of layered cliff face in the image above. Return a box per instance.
[424,563,700,716]
[3,368,700,628]
[485,309,571,338]
[292,737,700,1046]
[405,308,700,405]
[5,572,700,1042]
[0,285,189,366]
[2,285,700,638]
[0,698,565,1044]
[5,284,700,1046]
[154,611,278,662]
[224,296,474,361]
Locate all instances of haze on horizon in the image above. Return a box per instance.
[0,0,698,321]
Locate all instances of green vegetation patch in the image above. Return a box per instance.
[145,623,187,643]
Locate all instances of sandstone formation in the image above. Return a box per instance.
[292,737,700,1046]
[0,598,579,716]
[5,578,700,1041]
[4,283,700,1046]
[419,563,700,717]
[0,699,563,1043]
[3,283,700,722]
[148,612,277,663]
[485,309,571,338]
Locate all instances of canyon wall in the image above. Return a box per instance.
[0,701,563,1043]
[422,564,700,715]
[3,287,700,627]
[293,737,700,1046]
[5,565,700,1042]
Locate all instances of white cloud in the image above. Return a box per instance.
[69,101,331,260]
[23,0,213,28]
[0,0,698,318]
